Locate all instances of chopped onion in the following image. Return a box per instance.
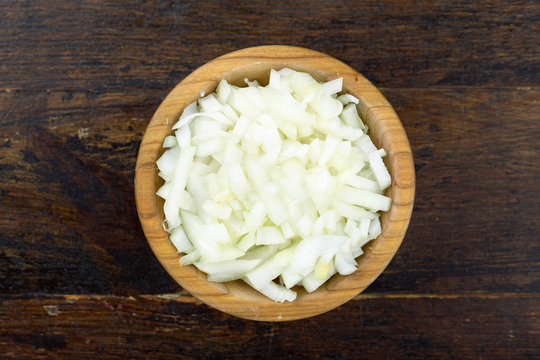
[157,69,392,302]
[196,259,261,282]
[256,226,286,245]
[322,78,343,96]
[162,135,178,148]
[337,94,359,105]
[340,103,365,130]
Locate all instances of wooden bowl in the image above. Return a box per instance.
[135,45,415,321]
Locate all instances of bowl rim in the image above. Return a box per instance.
[135,45,415,321]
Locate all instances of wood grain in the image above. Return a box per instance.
[134,45,415,321]
[0,294,537,359]
[0,90,180,295]
[370,88,540,295]
[0,0,538,91]
[0,0,538,355]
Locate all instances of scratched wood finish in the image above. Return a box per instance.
[0,1,539,91]
[0,294,538,359]
[0,0,539,356]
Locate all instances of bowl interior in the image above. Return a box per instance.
[135,45,415,321]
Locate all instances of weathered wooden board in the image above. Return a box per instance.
[0,294,538,359]
[0,1,538,91]
[0,0,538,356]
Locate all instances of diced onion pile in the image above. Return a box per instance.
[156,68,392,302]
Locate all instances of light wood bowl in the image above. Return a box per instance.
[135,45,415,321]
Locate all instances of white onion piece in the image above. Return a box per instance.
[313,258,332,280]
[156,182,171,200]
[170,226,194,253]
[157,68,392,302]
[156,147,180,177]
[180,250,200,265]
[319,135,340,165]
[302,263,337,293]
[163,146,196,229]
[202,200,232,220]
[218,245,246,261]
[245,160,288,226]
[280,221,295,239]
[244,277,297,303]
[196,259,261,281]
[162,135,178,148]
[172,111,232,130]
[344,219,357,236]
[240,244,280,262]
[244,78,261,87]
[179,101,198,121]
[245,201,266,230]
[340,103,365,130]
[344,174,381,193]
[333,199,378,221]
[157,171,171,183]
[268,69,280,90]
[256,226,286,245]
[348,219,370,258]
[309,89,343,120]
[359,217,371,243]
[237,231,256,252]
[245,247,294,289]
[216,79,232,103]
[180,210,220,262]
[335,240,358,275]
[357,134,377,153]
[368,217,382,240]
[221,104,239,121]
[368,151,392,190]
[337,94,359,105]
[284,235,347,278]
[223,213,249,238]
[175,125,191,149]
[201,223,231,243]
[198,93,222,112]
[336,186,391,212]
[175,190,196,212]
[350,228,365,258]
[322,78,343,95]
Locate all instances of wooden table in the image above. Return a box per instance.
[1,1,538,358]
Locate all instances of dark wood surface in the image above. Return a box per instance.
[0,0,538,358]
